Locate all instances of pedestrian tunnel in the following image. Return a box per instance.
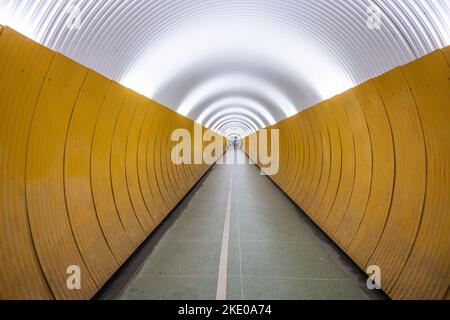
[0,0,449,301]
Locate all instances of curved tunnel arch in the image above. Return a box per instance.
[205,108,265,131]
[176,73,300,121]
[209,114,259,134]
[196,96,276,126]
[219,125,249,135]
[215,121,255,136]
[1,0,448,132]
[216,119,254,131]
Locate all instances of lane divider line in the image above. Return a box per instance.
[216,165,233,300]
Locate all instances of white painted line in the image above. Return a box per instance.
[216,166,233,300]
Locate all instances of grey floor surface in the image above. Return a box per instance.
[110,149,373,300]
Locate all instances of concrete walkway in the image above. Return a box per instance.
[112,149,371,300]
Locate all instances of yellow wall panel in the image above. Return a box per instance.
[347,80,394,268]
[167,114,184,201]
[138,101,163,224]
[111,91,147,245]
[307,102,331,218]
[153,108,174,210]
[164,110,181,209]
[314,101,342,225]
[180,119,197,188]
[0,27,55,299]
[303,109,323,212]
[291,116,309,205]
[166,116,184,204]
[126,94,156,233]
[146,103,171,219]
[391,51,450,299]
[368,68,426,295]
[26,53,99,300]
[64,70,119,288]
[173,118,197,203]
[91,82,135,264]
[279,119,293,192]
[180,124,197,190]
[163,114,182,207]
[333,89,372,249]
[298,111,316,206]
[183,119,197,186]
[273,120,286,188]
[322,94,355,235]
[269,124,281,185]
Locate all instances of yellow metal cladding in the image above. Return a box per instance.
[0,27,224,299]
[91,82,135,265]
[125,94,156,233]
[392,51,450,299]
[138,100,163,224]
[26,53,97,299]
[111,91,147,246]
[348,80,395,268]
[0,24,55,300]
[244,47,450,300]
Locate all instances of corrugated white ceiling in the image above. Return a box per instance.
[1,0,448,137]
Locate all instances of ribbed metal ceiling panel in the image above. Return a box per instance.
[1,0,448,136]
